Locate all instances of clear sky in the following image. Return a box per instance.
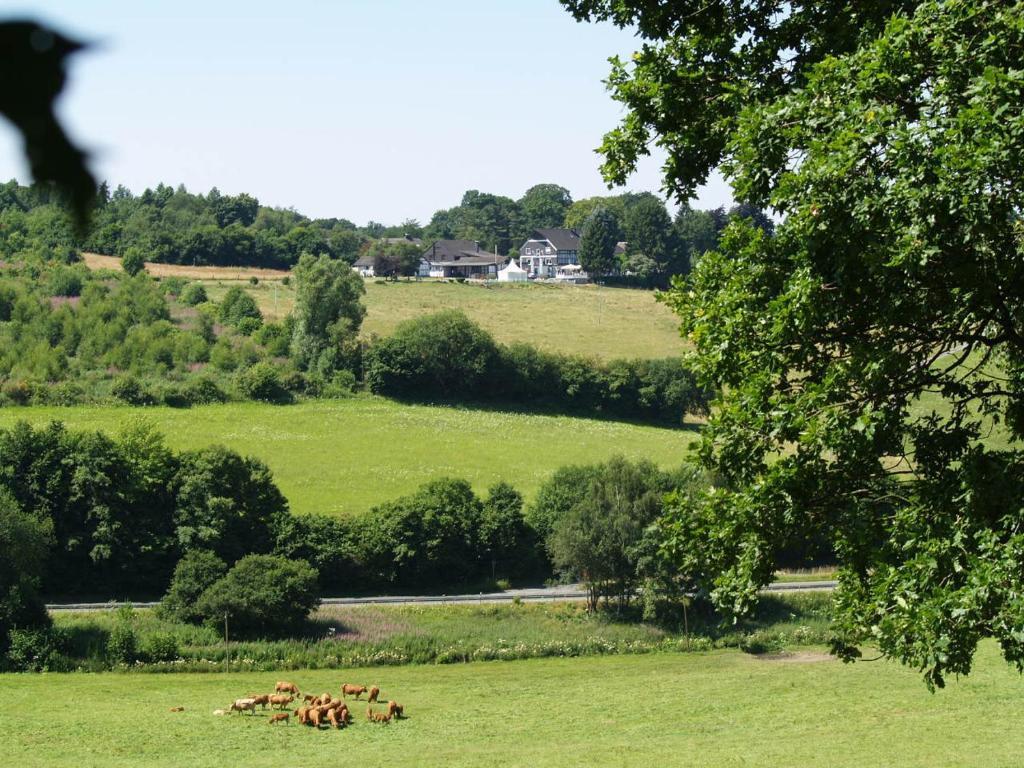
[0,0,732,225]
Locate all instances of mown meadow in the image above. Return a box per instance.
[0,398,697,516]
[5,644,1023,767]
[83,252,688,361]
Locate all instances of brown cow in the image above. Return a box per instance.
[337,703,351,724]
[230,698,257,715]
[169,706,185,713]
[386,700,404,719]
[309,706,325,728]
[302,693,318,704]
[317,692,333,706]
[341,684,367,700]
[246,694,271,710]
[275,681,300,695]
[367,686,380,704]
[296,705,311,725]
[269,712,289,725]
[326,707,345,729]
[269,694,294,710]
[366,705,391,724]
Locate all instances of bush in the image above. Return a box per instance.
[159,550,228,624]
[5,626,70,672]
[235,362,288,402]
[236,316,262,336]
[1,379,34,405]
[106,605,139,664]
[249,276,259,286]
[111,374,153,405]
[364,310,499,399]
[47,266,84,297]
[194,555,320,637]
[121,248,146,276]
[161,277,188,297]
[183,376,227,404]
[141,632,180,663]
[218,285,262,327]
[181,283,208,306]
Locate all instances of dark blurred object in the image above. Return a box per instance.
[0,20,95,229]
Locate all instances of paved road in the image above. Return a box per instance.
[45,580,836,612]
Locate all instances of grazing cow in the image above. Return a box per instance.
[341,684,367,700]
[326,707,344,729]
[302,693,318,704]
[367,686,380,704]
[309,706,325,728]
[336,703,351,724]
[296,706,311,725]
[366,705,391,724]
[230,698,257,715]
[169,706,185,713]
[247,694,271,710]
[318,692,332,706]
[386,701,404,719]
[275,681,300,695]
[269,694,294,710]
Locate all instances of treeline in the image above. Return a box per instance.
[0,418,708,666]
[0,258,707,425]
[365,310,710,423]
[0,179,770,284]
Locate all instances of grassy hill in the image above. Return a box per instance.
[0,398,698,516]
[82,254,687,361]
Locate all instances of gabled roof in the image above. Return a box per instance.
[527,228,581,252]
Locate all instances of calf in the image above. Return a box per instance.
[341,684,367,700]
[269,712,289,725]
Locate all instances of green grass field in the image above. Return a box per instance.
[5,644,1023,767]
[0,399,697,516]
[201,279,687,361]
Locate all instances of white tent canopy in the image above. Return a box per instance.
[498,258,527,282]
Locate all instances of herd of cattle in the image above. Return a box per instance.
[208,680,406,728]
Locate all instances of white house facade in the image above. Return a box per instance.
[518,228,582,279]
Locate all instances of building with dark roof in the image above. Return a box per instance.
[518,228,581,278]
[420,240,505,278]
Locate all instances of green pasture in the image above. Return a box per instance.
[0,399,697,516]
[5,644,1024,767]
[200,278,687,361]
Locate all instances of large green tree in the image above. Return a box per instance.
[518,184,572,233]
[578,207,620,276]
[568,0,1024,687]
[290,253,366,374]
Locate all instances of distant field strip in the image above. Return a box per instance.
[81,254,687,360]
[4,646,1024,767]
[0,399,697,516]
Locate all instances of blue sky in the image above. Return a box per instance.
[0,1,732,224]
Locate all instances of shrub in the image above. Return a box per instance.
[141,632,180,663]
[364,310,498,399]
[106,605,139,664]
[111,374,153,405]
[5,626,70,672]
[159,550,229,624]
[121,248,146,276]
[194,555,320,637]
[235,362,288,402]
[249,276,259,286]
[1,379,34,405]
[181,283,208,306]
[281,275,290,287]
[161,277,188,297]
[218,285,261,327]
[236,316,262,336]
[47,266,84,297]
[183,376,227,404]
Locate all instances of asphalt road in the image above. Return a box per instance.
[45,580,836,612]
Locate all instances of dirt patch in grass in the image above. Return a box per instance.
[755,650,835,663]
